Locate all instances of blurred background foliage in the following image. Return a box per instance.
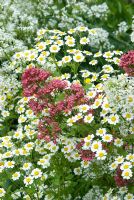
[0,0,134,64]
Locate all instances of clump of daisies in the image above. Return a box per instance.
[0,25,133,198]
[0,73,21,133]
[21,64,133,197]
[0,0,111,61]
[104,74,134,123]
[103,74,134,148]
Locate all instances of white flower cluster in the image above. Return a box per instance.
[116,21,129,34]
[84,2,109,19]
[104,74,134,136]
[0,0,112,61]
[0,73,20,124]
[102,188,134,200]
[0,0,39,60]
[89,28,113,49]
[83,187,134,200]
[82,186,103,200]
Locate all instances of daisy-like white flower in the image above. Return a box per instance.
[14,52,23,59]
[24,142,34,151]
[80,37,89,44]
[62,56,72,63]
[100,109,108,117]
[74,113,83,121]
[92,99,102,109]
[61,73,71,80]
[81,71,90,78]
[115,156,124,164]
[96,128,106,136]
[12,172,20,180]
[102,134,113,142]
[108,114,119,125]
[84,114,94,123]
[13,130,24,139]
[50,145,59,153]
[72,152,80,160]
[127,95,134,104]
[18,115,27,123]
[79,104,90,113]
[91,141,102,152]
[13,149,21,156]
[17,106,25,114]
[84,134,94,142]
[36,42,46,51]
[73,53,85,62]
[3,151,13,159]
[88,29,97,35]
[37,158,50,168]
[37,55,46,64]
[113,50,123,55]
[126,154,134,162]
[67,117,76,126]
[109,162,118,170]
[122,112,133,121]
[65,35,74,40]
[86,90,96,99]
[95,83,103,92]
[24,176,33,186]
[103,51,114,59]
[82,141,91,150]
[124,193,134,200]
[78,26,88,32]
[5,161,15,168]
[55,40,64,46]
[83,51,92,56]
[101,101,110,110]
[102,65,114,73]
[74,167,82,175]
[113,57,120,65]
[120,162,132,170]
[41,51,50,57]
[22,162,32,171]
[101,74,110,81]
[26,109,34,118]
[114,138,123,147]
[0,188,6,197]
[81,160,90,168]
[89,60,98,65]
[50,45,60,53]
[31,168,42,179]
[28,52,38,61]
[68,29,76,34]
[65,39,75,47]
[96,149,107,160]
[62,145,73,154]
[94,51,102,57]
[122,169,133,179]
[23,50,30,58]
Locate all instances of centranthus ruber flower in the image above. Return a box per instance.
[22,67,90,141]
[119,50,134,76]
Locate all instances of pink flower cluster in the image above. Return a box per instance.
[119,50,134,76]
[22,67,88,141]
[22,67,51,97]
[114,167,129,187]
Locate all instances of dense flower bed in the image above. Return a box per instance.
[0,1,134,200]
